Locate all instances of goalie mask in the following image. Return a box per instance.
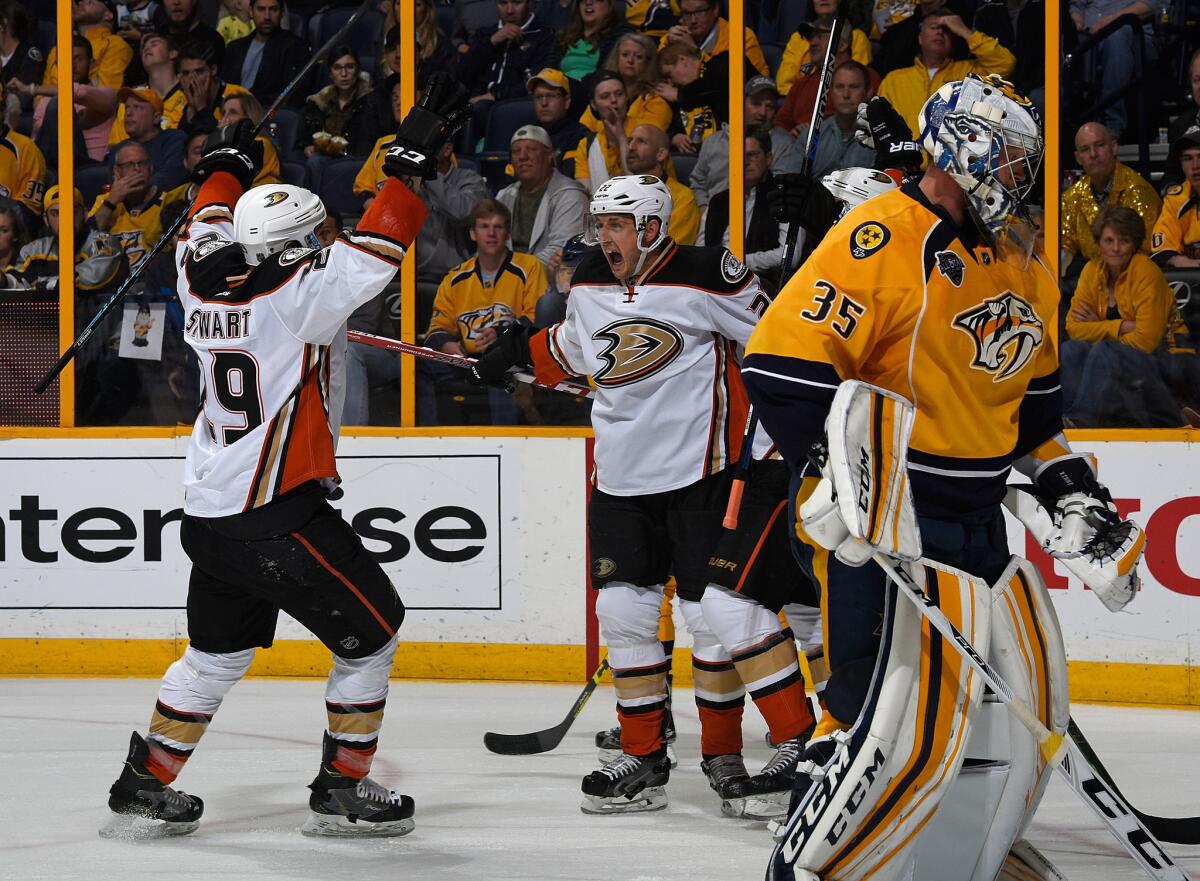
[588,174,673,276]
[233,184,327,266]
[918,74,1043,236]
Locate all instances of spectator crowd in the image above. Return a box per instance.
[5,0,1199,428]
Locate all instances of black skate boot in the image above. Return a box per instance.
[302,734,415,837]
[100,731,204,840]
[740,723,816,821]
[700,753,753,817]
[580,751,671,814]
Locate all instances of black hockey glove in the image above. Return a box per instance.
[766,173,839,242]
[193,120,263,190]
[384,72,471,180]
[468,322,533,389]
[854,97,923,173]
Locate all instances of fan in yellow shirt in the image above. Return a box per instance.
[657,0,768,76]
[44,1,131,90]
[776,0,872,95]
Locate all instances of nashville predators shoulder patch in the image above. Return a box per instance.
[850,221,890,259]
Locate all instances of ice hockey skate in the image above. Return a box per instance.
[736,723,816,820]
[580,751,671,814]
[302,734,415,837]
[100,731,204,840]
[699,753,753,816]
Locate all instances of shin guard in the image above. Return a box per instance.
[324,633,399,779]
[773,561,991,881]
[598,583,669,757]
[147,646,255,783]
[681,598,744,757]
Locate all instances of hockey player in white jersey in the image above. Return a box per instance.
[101,76,469,840]
[471,174,817,814]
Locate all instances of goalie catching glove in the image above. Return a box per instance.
[383,72,470,180]
[1004,455,1145,612]
[798,381,922,566]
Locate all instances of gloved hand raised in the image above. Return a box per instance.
[765,173,839,241]
[854,97,923,173]
[467,322,533,389]
[193,120,263,189]
[384,72,471,180]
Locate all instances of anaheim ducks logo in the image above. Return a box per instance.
[591,318,684,387]
[262,191,290,206]
[952,292,1044,382]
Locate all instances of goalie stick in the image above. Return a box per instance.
[34,0,380,395]
[483,659,610,755]
[346,330,595,399]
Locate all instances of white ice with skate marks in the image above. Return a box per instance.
[2,678,1198,881]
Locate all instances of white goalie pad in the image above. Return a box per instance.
[913,556,1070,881]
[777,560,989,881]
[826,380,922,562]
[1004,486,1144,612]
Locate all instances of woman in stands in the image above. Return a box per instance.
[300,45,381,192]
[1062,205,1200,427]
[0,198,26,270]
[603,32,671,132]
[557,0,632,82]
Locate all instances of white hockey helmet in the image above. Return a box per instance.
[821,167,898,220]
[917,74,1043,235]
[233,184,327,266]
[589,174,674,255]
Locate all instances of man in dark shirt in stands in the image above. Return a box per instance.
[222,0,311,107]
[153,0,225,68]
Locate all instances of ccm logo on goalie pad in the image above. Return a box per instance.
[952,291,1044,382]
[782,745,887,860]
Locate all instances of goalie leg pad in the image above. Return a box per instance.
[597,583,669,756]
[323,633,399,778]
[911,557,1069,881]
[826,380,922,562]
[681,598,745,757]
[147,646,255,783]
[773,560,990,881]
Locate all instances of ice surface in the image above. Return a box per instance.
[1,678,1197,881]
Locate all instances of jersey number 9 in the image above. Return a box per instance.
[210,351,264,445]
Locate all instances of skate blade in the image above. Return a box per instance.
[597,744,678,769]
[99,812,199,840]
[300,812,415,838]
[580,786,667,815]
[736,790,790,821]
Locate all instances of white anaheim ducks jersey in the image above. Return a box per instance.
[530,241,770,496]
[176,173,426,517]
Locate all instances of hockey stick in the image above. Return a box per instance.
[722,408,759,528]
[870,556,1191,881]
[33,0,379,396]
[778,12,845,282]
[483,659,611,755]
[1067,717,1200,845]
[346,330,595,399]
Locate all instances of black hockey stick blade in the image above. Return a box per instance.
[483,659,610,755]
[1068,717,1200,845]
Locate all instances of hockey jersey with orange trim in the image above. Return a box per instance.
[176,172,427,517]
[530,242,771,496]
[744,181,1063,518]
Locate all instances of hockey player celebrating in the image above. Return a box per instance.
[101,75,469,840]
[743,76,1146,880]
[470,174,817,815]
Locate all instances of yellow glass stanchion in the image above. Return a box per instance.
[1044,1,1060,280]
[729,2,745,261]
[56,0,74,427]
[399,0,417,427]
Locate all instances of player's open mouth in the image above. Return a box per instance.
[603,248,623,268]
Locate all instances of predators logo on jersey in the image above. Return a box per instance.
[456,303,518,343]
[591,318,684,387]
[953,292,1044,382]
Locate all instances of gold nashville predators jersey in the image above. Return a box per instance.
[1151,180,1200,266]
[425,251,545,353]
[744,182,1063,518]
[177,173,426,517]
[530,242,770,496]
